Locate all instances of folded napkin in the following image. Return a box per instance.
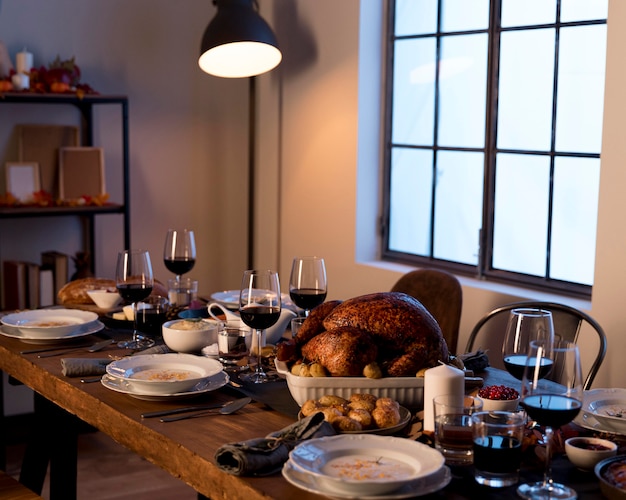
[214,412,336,476]
[61,358,111,377]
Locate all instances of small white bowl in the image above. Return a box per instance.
[86,289,122,309]
[565,437,617,470]
[162,319,221,353]
[477,396,520,412]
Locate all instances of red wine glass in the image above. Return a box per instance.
[115,249,155,349]
[289,256,327,317]
[502,308,555,380]
[239,269,281,384]
[518,339,583,499]
[163,229,196,282]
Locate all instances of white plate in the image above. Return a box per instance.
[106,353,224,395]
[578,388,626,434]
[1,308,99,338]
[101,371,229,401]
[282,460,450,499]
[210,290,294,310]
[0,320,104,344]
[288,434,444,497]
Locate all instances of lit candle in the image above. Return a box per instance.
[16,49,33,74]
[423,363,464,432]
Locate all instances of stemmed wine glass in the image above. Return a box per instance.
[518,339,583,499]
[503,308,555,380]
[239,269,281,384]
[163,229,196,282]
[115,249,155,349]
[289,256,327,317]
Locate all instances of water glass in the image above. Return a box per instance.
[168,277,198,307]
[136,295,169,339]
[472,411,526,487]
[290,317,305,337]
[218,326,251,371]
[433,394,483,466]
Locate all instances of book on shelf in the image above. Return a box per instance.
[2,260,27,310]
[41,251,69,303]
[39,269,55,307]
[25,262,40,309]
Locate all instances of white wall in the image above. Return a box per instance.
[0,0,624,407]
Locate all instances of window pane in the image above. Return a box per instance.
[550,157,600,285]
[392,38,436,145]
[561,0,608,22]
[492,153,550,276]
[395,0,438,36]
[388,148,434,255]
[438,33,488,147]
[501,0,556,27]
[441,0,489,32]
[433,151,484,264]
[497,29,555,151]
[555,25,607,153]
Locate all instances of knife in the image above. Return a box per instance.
[36,338,114,358]
[141,400,238,419]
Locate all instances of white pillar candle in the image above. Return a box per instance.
[11,73,29,90]
[16,49,33,74]
[423,363,465,433]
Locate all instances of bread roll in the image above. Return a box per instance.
[58,277,168,305]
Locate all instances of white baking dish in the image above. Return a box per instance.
[275,360,424,409]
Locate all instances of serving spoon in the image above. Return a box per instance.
[160,397,251,422]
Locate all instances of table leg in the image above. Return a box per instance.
[19,393,79,500]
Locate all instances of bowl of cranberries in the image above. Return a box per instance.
[477,385,520,411]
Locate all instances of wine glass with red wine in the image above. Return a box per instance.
[518,339,583,499]
[239,269,281,384]
[502,308,555,380]
[163,229,196,282]
[289,256,327,317]
[115,249,155,349]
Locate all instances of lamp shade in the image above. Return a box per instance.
[199,0,282,78]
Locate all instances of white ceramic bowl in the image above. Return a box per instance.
[106,353,223,395]
[584,389,626,434]
[288,434,444,497]
[1,308,99,338]
[565,437,617,470]
[162,319,221,353]
[86,289,122,309]
[477,396,520,412]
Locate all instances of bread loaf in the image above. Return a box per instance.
[58,277,168,305]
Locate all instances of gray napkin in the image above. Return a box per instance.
[214,412,336,476]
[61,358,111,377]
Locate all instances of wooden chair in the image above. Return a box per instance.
[0,470,43,500]
[465,301,607,390]
[391,269,463,354]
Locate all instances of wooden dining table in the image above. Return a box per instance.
[0,326,613,500]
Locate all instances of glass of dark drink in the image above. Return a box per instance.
[238,269,281,384]
[518,339,583,499]
[289,256,327,317]
[163,229,196,282]
[502,308,555,380]
[115,249,155,349]
[472,411,526,487]
[136,295,169,340]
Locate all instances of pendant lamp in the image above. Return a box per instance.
[198,0,282,78]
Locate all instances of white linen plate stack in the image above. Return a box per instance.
[0,308,103,343]
[283,434,450,499]
[575,388,626,435]
[102,353,228,400]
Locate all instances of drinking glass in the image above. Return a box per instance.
[518,340,583,499]
[163,228,196,282]
[289,256,327,317]
[502,308,555,380]
[239,269,281,384]
[115,250,155,349]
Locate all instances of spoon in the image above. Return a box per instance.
[160,396,251,422]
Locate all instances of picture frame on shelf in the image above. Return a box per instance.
[58,147,105,200]
[5,161,41,202]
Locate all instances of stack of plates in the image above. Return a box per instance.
[575,388,626,435]
[0,308,104,344]
[101,353,229,401]
[282,434,451,499]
